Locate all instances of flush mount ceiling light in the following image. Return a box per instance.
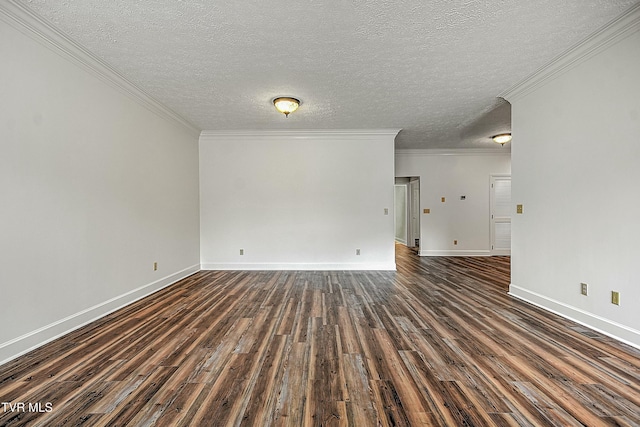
[492,133,512,146]
[273,97,300,117]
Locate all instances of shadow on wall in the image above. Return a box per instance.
[458,97,512,147]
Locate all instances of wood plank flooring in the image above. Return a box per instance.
[1,244,639,426]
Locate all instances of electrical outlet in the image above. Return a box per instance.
[384,208,389,215]
[239,249,244,255]
[153,262,158,271]
[453,240,458,245]
[580,282,588,296]
[356,249,361,255]
[441,197,446,202]
[516,204,523,214]
[611,291,620,305]
[423,208,430,214]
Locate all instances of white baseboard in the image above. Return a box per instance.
[491,249,511,256]
[509,284,640,350]
[0,264,200,366]
[200,262,397,271]
[418,249,491,257]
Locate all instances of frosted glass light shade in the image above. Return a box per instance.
[273,97,300,117]
[492,133,512,145]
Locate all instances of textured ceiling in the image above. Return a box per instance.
[16,0,639,149]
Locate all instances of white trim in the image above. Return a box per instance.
[0,264,200,366]
[490,249,510,256]
[501,2,640,102]
[200,129,401,141]
[509,285,640,350]
[201,262,397,271]
[418,250,491,257]
[0,1,201,137]
[395,149,510,157]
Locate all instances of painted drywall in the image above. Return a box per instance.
[395,150,511,256]
[199,131,397,270]
[505,8,640,347]
[0,9,201,363]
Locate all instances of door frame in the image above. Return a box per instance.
[408,178,420,248]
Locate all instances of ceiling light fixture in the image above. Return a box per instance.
[273,97,300,117]
[492,133,512,146]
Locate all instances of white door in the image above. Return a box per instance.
[490,175,511,255]
[409,179,420,247]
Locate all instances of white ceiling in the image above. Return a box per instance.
[16,0,639,149]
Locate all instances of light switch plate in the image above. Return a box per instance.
[611,291,620,305]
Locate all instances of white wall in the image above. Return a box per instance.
[199,130,398,270]
[395,150,511,256]
[505,6,640,348]
[0,5,201,363]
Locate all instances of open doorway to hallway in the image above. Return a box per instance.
[394,177,420,250]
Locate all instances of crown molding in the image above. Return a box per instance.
[395,148,511,157]
[200,129,401,141]
[0,1,201,137]
[501,2,640,102]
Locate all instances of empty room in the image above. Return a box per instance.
[1,0,639,425]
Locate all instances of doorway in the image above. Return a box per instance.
[394,184,408,245]
[394,177,420,249]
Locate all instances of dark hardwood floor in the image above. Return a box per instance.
[1,244,639,426]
